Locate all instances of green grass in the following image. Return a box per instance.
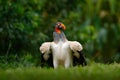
[0,63,120,80]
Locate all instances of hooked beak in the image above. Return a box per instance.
[60,23,66,30]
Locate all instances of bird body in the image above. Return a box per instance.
[40,22,87,68]
[51,40,73,68]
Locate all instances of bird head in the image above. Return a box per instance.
[55,22,66,34]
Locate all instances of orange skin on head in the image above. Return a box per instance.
[55,23,66,34]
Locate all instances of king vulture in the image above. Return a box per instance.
[40,22,87,68]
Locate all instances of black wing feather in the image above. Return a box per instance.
[41,53,53,67]
[73,51,87,66]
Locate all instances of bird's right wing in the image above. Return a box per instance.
[40,42,53,67]
[40,42,51,60]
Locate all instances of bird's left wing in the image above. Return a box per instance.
[69,41,87,66]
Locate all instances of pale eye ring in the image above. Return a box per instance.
[57,24,61,26]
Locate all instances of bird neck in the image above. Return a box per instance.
[53,31,67,43]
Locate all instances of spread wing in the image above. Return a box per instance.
[69,41,87,66]
[40,42,53,67]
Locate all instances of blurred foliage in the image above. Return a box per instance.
[0,53,36,69]
[0,0,120,65]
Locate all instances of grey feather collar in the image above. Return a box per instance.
[53,32,67,43]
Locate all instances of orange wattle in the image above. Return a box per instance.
[55,28,61,34]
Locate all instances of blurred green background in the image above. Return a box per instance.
[0,0,120,68]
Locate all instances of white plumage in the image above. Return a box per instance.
[51,40,73,68]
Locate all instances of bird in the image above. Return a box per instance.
[40,22,87,68]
